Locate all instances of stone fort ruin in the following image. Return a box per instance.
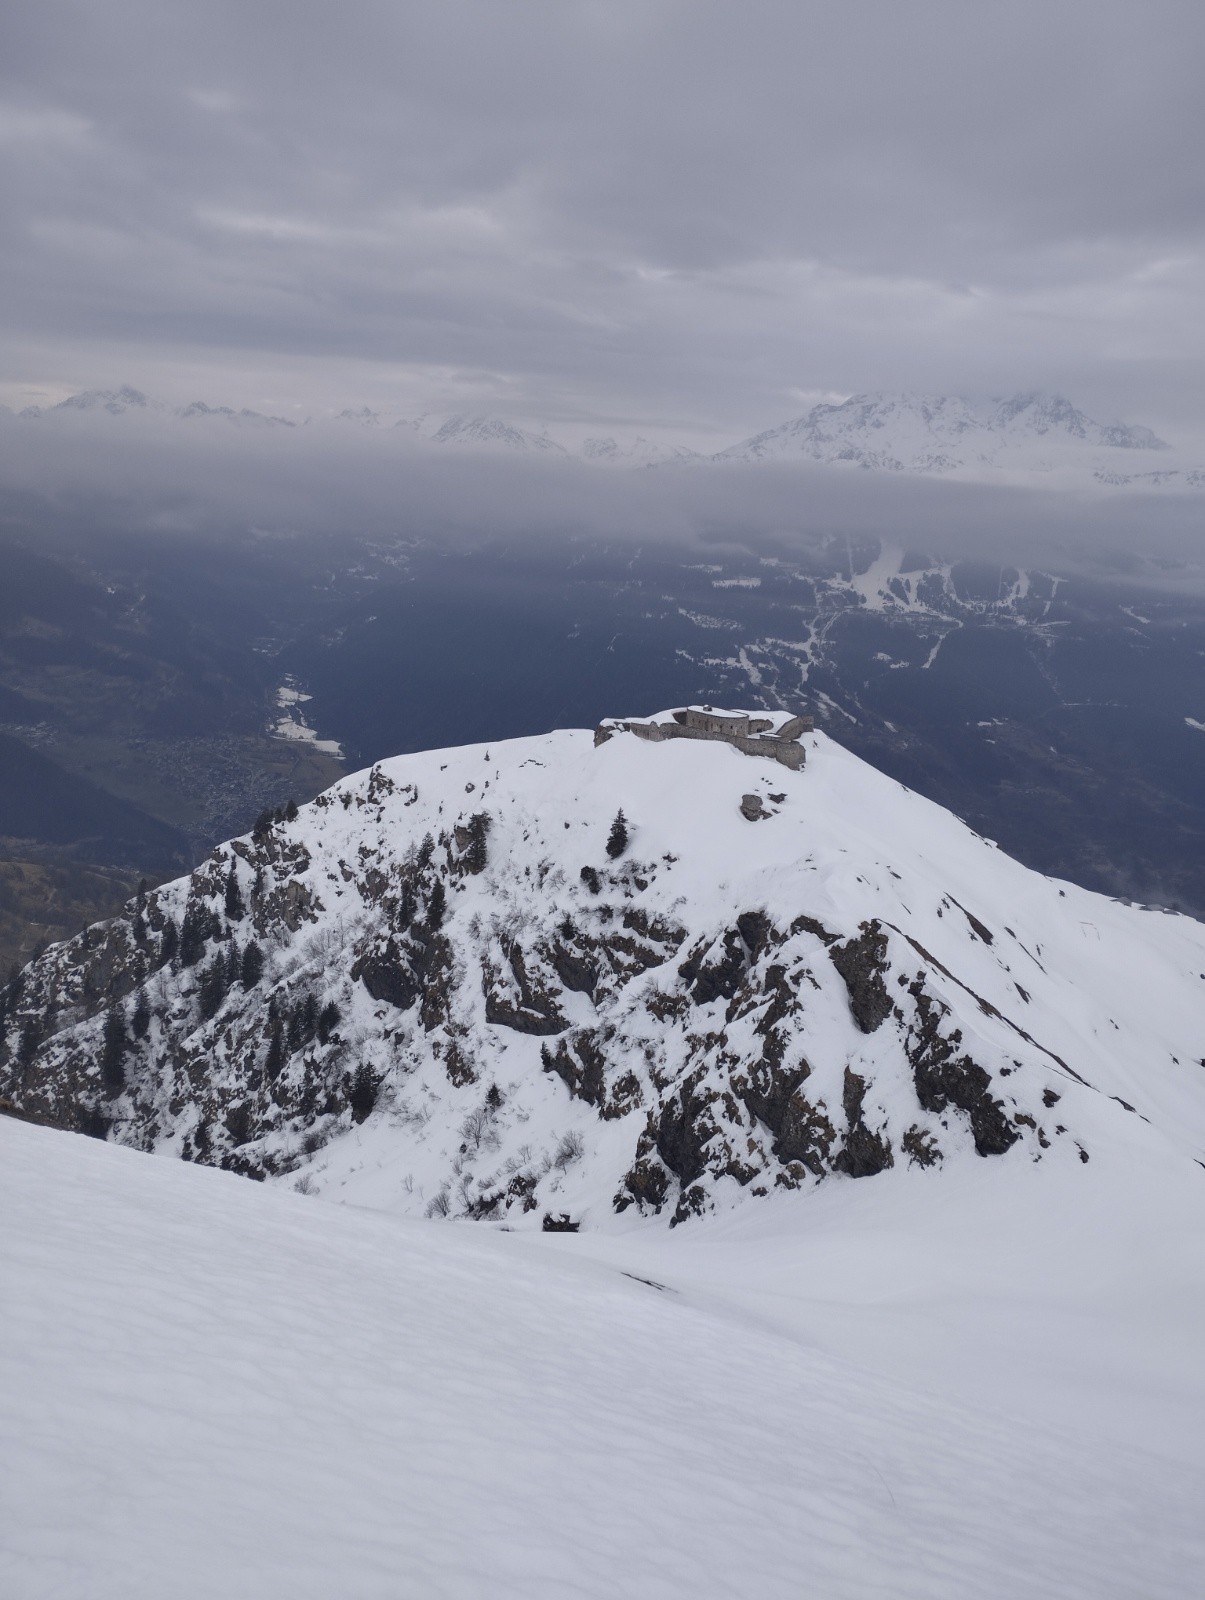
[594,705,813,769]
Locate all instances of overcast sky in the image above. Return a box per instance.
[4,1,1205,447]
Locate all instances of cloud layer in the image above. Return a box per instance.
[5,406,1204,597]
[4,2,1205,442]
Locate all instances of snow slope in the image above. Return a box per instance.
[5,722,1205,1229]
[579,434,703,466]
[715,390,1205,486]
[3,1112,1203,1600]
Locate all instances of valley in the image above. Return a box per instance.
[2,512,1202,977]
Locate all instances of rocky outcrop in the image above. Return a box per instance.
[484,942,568,1035]
[834,1069,894,1177]
[905,985,1019,1157]
[829,922,893,1033]
[0,737,1090,1225]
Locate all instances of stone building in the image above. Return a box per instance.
[594,705,813,769]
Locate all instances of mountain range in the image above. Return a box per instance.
[10,385,1205,487]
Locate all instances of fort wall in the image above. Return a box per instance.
[594,706,812,769]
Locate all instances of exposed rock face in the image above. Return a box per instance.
[737,1058,835,1176]
[0,722,1181,1228]
[354,939,420,1012]
[541,1031,606,1107]
[484,944,569,1036]
[905,986,1019,1157]
[834,1069,894,1177]
[829,922,893,1033]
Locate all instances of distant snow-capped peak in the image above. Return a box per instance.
[428,414,566,453]
[177,400,298,427]
[19,384,162,419]
[581,435,703,467]
[716,390,1173,475]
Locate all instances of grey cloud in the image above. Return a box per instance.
[3,2,1205,440]
[4,409,1203,593]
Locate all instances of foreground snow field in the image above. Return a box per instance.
[3,1115,1203,1599]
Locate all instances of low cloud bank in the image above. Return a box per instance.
[2,409,1202,590]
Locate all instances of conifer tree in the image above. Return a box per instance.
[397,883,416,928]
[18,1015,42,1066]
[198,957,228,1022]
[606,808,629,859]
[317,1000,340,1044]
[264,1016,286,1080]
[426,879,446,929]
[463,812,491,875]
[240,940,264,989]
[100,1008,127,1092]
[284,797,299,822]
[224,862,245,921]
[158,917,179,968]
[178,901,210,968]
[131,989,151,1039]
[349,1065,378,1124]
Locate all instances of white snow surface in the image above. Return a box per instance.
[13,721,1205,1235]
[714,390,1205,487]
[282,725,1205,1214]
[4,1112,1204,1600]
[6,719,1205,1595]
[270,677,344,757]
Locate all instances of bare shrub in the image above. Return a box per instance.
[553,1129,585,1170]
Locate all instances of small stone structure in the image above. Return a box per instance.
[594,705,813,770]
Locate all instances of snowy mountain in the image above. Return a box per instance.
[4,715,1203,1228]
[5,714,1205,1594]
[15,386,297,426]
[17,384,164,418]
[427,413,566,452]
[715,390,1199,484]
[10,382,1204,483]
[176,399,297,427]
[580,434,703,467]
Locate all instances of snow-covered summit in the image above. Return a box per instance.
[15,387,297,426]
[4,718,1203,1228]
[177,399,296,427]
[993,390,1168,449]
[19,384,162,418]
[716,390,1182,480]
[580,435,703,467]
[429,413,567,453]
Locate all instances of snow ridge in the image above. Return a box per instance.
[3,721,1203,1229]
[715,390,1174,475]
